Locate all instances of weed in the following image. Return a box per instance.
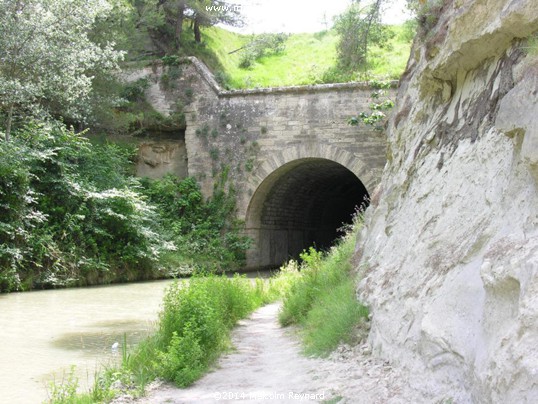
[161,55,182,66]
[120,78,149,102]
[245,158,255,172]
[414,0,444,35]
[184,87,194,103]
[278,216,368,356]
[195,124,210,138]
[47,366,80,404]
[149,275,268,386]
[349,80,394,131]
[523,33,538,56]
[209,147,220,160]
[214,70,231,89]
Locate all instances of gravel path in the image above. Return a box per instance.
[123,303,426,404]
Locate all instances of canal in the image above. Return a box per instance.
[0,280,174,403]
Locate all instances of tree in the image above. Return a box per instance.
[334,0,394,74]
[0,0,124,141]
[128,0,243,54]
[189,0,243,44]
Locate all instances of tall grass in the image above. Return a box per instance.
[48,221,367,402]
[47,274,279,403]
[278,218,368,356]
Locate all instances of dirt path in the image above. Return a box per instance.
[127,303,425,404]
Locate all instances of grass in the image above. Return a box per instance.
[278,217,369,356]
[368,24,414,79]
[47,274,281,403]
[200,25,412,89]
[48,220,369,401]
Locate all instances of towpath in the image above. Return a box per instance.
[126,303,422,403]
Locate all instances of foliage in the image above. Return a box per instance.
[0,0,123,140]
[238,33,289,69]
[0,122,165,292]
[121,78,151,103]
[90,0,144,57]
[156,275,260,385]
[47,366,86,404]
[334,0,394,75]
[523,32,538,56]
[399,18,419,43]
[278,216,369,356]
[407,0,445,35]
[93,77,186,137]
[55,274,275,402]
[0,121,249,291]
[140,170,251,272]
[348,80,394,131]
[128,0,243,56]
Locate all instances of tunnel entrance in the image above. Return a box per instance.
[245,158,369,269]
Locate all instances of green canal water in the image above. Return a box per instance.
[0,280,174,403]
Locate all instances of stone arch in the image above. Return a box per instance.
[238,144,375,220]
[243,145,371,269]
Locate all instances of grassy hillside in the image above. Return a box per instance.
[199,24,412,89]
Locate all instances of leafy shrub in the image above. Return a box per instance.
[348,80,394,131]
[0,122,165,291]
[120,78,150,102]
[214,70,231,89]
[238,33,289,69]
[126,275,264,387]
[161,55,182,66]
[156,275,263,385]
[334,2,394,73]
[209,147,220,160]
[47,366,82,404]
[238,52,254,69]
[410,0,445,35]
[140,171,251,272]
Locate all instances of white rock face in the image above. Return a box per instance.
[357,1,538,402]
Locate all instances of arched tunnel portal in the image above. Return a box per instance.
[244,158,369,269]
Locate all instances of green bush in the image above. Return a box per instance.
[120,78,150,102]
[140,171,251,272]
[278,217,369,356]
[134,275,264,387]
[0,122,165,291]
[302,279,368,356]
[238,33,289,69]
[48,274,280,402]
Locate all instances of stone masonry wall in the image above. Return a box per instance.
[130,57,392,268]
[181,57,392,220]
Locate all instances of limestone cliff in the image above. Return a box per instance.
[357,1,538,402]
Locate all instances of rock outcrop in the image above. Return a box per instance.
[357,1,538,402]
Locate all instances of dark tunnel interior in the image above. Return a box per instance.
[246,158,369,268]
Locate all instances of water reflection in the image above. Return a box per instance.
[52,320,149,354]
